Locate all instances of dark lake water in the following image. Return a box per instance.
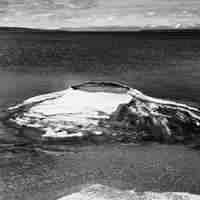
[0,32,200,199]
[0,32,200,107]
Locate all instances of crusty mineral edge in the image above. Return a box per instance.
[7,82,200,139]
[57,184,200,200]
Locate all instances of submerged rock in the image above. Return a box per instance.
[5,82,200,142]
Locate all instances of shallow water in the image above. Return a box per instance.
[0,32,200,199]
[1,142,200,199]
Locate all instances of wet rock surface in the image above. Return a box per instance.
[4,82,200,143]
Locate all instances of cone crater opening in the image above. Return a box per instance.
[71,82,130,93]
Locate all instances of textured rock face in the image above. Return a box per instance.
[58,184,200,200]
[6,82,200,142]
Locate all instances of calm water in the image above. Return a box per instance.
[0,32,200,107]
[1,32,200,199]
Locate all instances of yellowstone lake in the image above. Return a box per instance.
[0,31,200,199]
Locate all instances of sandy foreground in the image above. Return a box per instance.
[1,124,200,200]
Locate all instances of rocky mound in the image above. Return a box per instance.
[58,184,200,200]
[5,82,200,143]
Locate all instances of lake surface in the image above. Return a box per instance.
[0,32,200,199]
[0,32,200,106]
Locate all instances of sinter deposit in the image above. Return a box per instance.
[7,82,200,142]
[57,184,200,200]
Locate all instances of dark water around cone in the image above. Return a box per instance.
[0,32,200,199]
[0,32,200,107]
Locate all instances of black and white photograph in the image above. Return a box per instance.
[0,0,200,199]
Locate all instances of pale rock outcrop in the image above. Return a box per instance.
[6,82,200,142]
[58,184,200,200]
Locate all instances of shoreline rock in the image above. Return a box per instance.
[57,184,200,200]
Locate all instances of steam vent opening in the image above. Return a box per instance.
[71,82,130,93]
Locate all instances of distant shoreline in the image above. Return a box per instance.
[1,26,200,33]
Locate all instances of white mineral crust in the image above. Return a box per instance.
[8,82,200,139]
[57,184,200,200]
